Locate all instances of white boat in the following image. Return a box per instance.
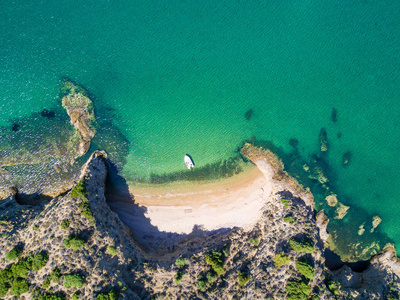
[184,155,194,169]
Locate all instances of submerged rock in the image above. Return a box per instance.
[245,108,253,120]
[41,109,55,119]
[319,128,328,152]
[289,138,298,147]
[61,79,96,156]
[11,123,19,132]
[331,108,338,123]
[358,223,365,235]
[342,151,352,167]
[311,166,328,184]
[371,215,382,233]
[335,202,350,219]
[326,194,338,207]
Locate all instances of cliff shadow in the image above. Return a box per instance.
[105,159,234,256]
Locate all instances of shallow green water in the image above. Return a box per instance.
[1,0,400,260]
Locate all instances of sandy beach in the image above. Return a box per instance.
[108,163,275,241]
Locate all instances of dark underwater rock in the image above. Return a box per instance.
[245,109,253,120]
[289,138,299,147]
[343,151,352,167]
[41,109,55,119]
[319,128,328,152]
[11,124,19,132]
[331,108,338,123]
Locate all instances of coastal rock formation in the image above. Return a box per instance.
[326,194,338,207]
[61,79,96,156]
[333,245,400,298]
[371,215,382,233]
[319,128,328,152]
[335,202,350,219]
[358,223,366,235]
[0,144,399,299]
[316,210,330,244]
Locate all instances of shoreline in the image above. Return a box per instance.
[110,164,271,234]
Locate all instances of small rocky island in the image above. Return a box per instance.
[0,143,399,299]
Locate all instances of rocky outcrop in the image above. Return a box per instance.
[319,128,328,152]
[335,202,350,219]
[371,215,382,233]
[0,151,141,299]
[326,194,338,207]
[333,245,400,299]
[316,210,330,244]
[61,79,96,156]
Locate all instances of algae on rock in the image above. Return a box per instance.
[61,79,96,156]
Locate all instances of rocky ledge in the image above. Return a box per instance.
[61,79,96,156]
[0,144,399,299]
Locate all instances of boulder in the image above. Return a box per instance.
[325,194,338,207]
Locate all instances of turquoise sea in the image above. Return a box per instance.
[1,0,400,261]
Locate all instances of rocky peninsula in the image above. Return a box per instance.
[1,143,399,299]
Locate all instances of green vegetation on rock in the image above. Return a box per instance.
[50,268,61,283]
[63,274,85,289]
[249,238,260,246]
[0,282,11,297]
[11,257,32,278]
[286,279,311,300]
[206,271,218,284]
[327,280,341,296]
[238,271,250,286]
[274,252,291,269]
[205,250,225,275]
[79,199,94,220]
[296,259,315,280]
[196,278,207,292]
[281,198,291,208]
[10,277,29,297]
[175,257,190,268]
[32,252,49,271]
[42,278,51,289]
[70,179,88,199]
[38,292,66,300]
[96,289,117,300]
[63,235,85,251]
[60,219,70,230]
[72,292,80,300]
[5,247,23,261]
[106,246,117,256]
[174,271,184,284]
[289,238,315,253]
[284,216,296,224]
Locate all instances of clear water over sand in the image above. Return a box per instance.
[1,1,400,260]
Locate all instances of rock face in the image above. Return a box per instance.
[61,79,96,156]
[334,245,400,299]
[316,210,330,244]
